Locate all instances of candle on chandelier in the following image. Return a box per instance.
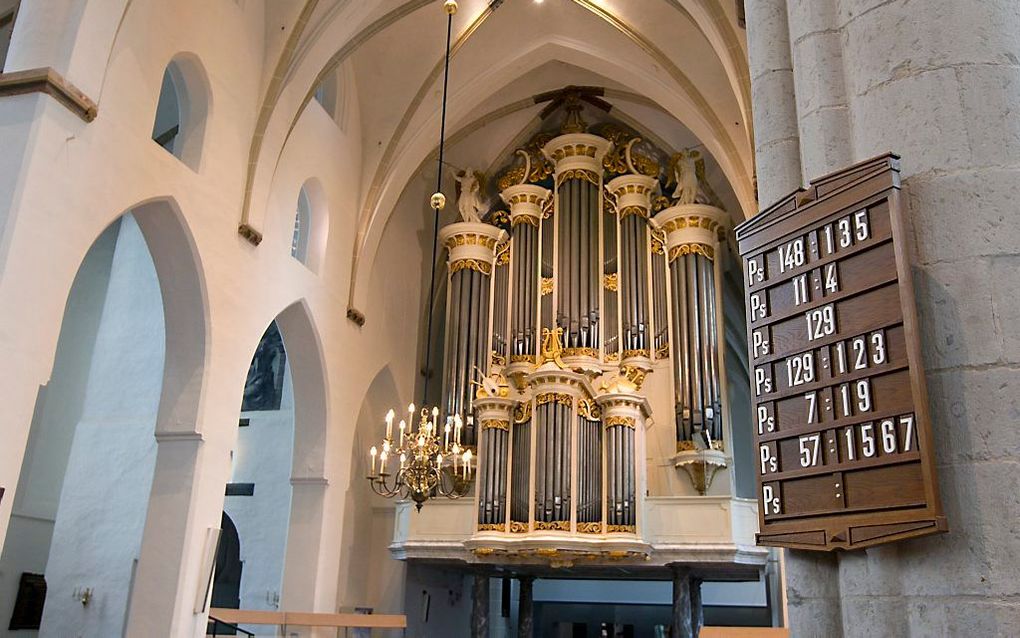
[444,418,452,449]
[385,409,395,440]
[454,414,463,445]
[370,446,377,476]
[399,419,406,446]
[408,403,416,431]
[379,450,388,474]
[400,453,407,469]
[462,449,472,479]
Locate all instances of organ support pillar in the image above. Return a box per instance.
[655,204,728,494]
[440,222,507,447]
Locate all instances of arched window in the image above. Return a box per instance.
[291,187,312,264]
[151,66,182,154]
[151,54,210,169]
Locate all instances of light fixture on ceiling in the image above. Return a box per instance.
[366,0,474,511]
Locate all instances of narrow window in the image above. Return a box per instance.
[152,66,182,155]
[291,188,312,264]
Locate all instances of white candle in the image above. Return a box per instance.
[370,446,377,475]
[379,450,387,474]
[408,403,416,432]
[444,421,451,449]
[400,453,407,469]
[385,409,395,440]
[399,419,406,446]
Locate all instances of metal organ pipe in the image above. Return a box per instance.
[655,205,728,447]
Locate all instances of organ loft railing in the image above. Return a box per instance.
[437,102,733,553]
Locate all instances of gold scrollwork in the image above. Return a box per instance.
[450,259,493,275]
[605,352,620,363]
[509,521,529,534]
[604,416,636,429]
[577,522,603,534]
[536,392,573,407]
[556,168,600,186]
[676,439,725,452]
[477,523,505,532]
[491,351,507,367]
[514,401,532,424]
[620,365,648,390]
[534,520,570,531]
[655,344,670,359]
[510,354,537,364]
[606,524,637,534]
[621,349,649,359]
[617,204,649,220]
[541,277,554,296]
[498,134,555,191]
[482,419,510,432]
[603,273,619,292]
[578,398,602,421]
[563,347,598,358]
[660,216,721,235]
[495,243,511,266]
[511,214,541,228]
[668,243,714,262]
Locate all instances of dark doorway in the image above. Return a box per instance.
[211,512,242,610]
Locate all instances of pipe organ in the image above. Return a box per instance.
[431,107,746,564]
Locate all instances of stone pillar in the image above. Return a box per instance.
[472,574,490,638]
[690,577,703,637]
[785,0,852,180]
[671,567,693,638]
[745,0,802,207]
[517,575,535,638]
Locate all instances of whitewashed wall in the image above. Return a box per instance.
[0,1,424,635]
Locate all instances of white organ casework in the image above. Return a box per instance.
[391,100,764,581]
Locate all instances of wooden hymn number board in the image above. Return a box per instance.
[735,154,947,551]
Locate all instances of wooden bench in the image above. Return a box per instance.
[208,608,406,631]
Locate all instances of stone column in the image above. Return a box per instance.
[671,567,693,638]
[690,577,703,637]
[785,0,852,180]
[745,0,802,207]
[472,574,490,638]
[517,575,535,638]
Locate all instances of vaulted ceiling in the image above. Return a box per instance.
[242,0,752,310]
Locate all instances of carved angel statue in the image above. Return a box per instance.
[668,149,709,205]
[452,167,486,223]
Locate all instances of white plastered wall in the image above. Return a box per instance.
[0,1,423,636]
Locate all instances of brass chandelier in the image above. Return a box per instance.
[366,0,474,510]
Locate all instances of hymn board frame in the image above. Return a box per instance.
[735,154,946,551]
